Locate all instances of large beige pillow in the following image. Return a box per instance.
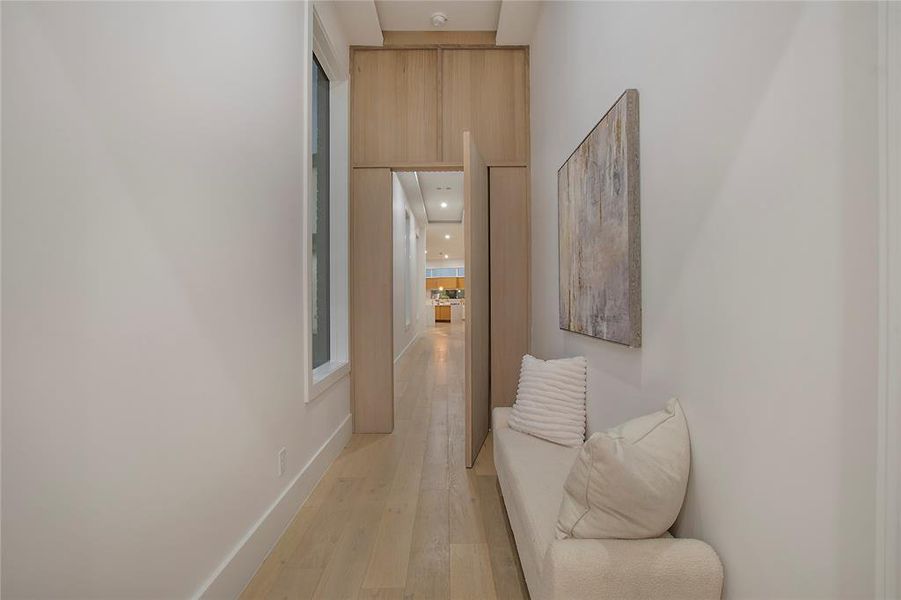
[556,398,690,540]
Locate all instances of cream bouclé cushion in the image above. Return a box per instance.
[508,354,587,447]
[556,398,690,540]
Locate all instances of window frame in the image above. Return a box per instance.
[308,6,350,401]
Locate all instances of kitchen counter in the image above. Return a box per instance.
[433,300,465,323]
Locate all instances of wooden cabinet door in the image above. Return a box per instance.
[442,49,528,165]
[352,49,440,165]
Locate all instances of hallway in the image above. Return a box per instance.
[241,323,528,600]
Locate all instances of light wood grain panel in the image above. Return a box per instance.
[489,167,530,409]
[382,31,497,46]
[442,49,528,164]
[463,132,491,468]
[352,49,440,165]
[352,168,394,433]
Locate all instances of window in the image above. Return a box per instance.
[312,55,330,369]
[309,8,350,399]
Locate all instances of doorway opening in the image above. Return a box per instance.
[398,171,465,330]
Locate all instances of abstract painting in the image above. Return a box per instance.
[558,89,641,347]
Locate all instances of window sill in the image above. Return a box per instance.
[310,360,350,402]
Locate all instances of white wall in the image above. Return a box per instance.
[393,174,427,360]
[1,2,351,598]
[530,3,878,598]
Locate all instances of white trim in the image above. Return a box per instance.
[307,2,351,402]
[196,413,352,600]
[312,6,347,82]
[877,2,901,598]
[394,331,421,365]
[311,361,350,399]
[301,0,315,405]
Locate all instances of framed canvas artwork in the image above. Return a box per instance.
[558,89,641,347]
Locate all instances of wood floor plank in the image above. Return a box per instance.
[472,433,496,476]
[404,487,450,600]
[361,423,428,589]
[358,588,405,600]
[450,543,498,600]
[312,498,387,600]
[449,473,486,544]
[239,503,320,599]
[477,476,529,600]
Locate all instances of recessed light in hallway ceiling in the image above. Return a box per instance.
[418,172,463,223]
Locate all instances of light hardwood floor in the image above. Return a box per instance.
[241,322,529,600]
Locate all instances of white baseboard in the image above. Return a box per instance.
[195,412,353,600]
[394,328,422,364]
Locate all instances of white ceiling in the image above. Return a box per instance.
[375,0,501,31]
[320,0,543,47]
[426,222,464,261]
[417,171,464,223]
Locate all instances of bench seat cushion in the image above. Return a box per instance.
[493,407,579,590]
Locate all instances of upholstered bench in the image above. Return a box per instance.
[493,407,724,600]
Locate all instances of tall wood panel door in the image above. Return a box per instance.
[489,167,530,409]
[463,132,491,468]
[442,49,529,165]
[351,49,440,165]
[351,168,394,433]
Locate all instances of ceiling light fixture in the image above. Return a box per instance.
[444,253,449,259]
[440,201,448,208]
[444,234,451,239]
[431,12,448,28]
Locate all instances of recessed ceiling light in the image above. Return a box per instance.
[440,201,448,208]
[425,250,428,254]
[444,254,449,259]
[444,234,451,239]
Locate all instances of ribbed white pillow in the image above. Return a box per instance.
[508,354,587,447]
[556,398,690,540]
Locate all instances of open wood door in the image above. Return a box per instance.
[464,132,491,468]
